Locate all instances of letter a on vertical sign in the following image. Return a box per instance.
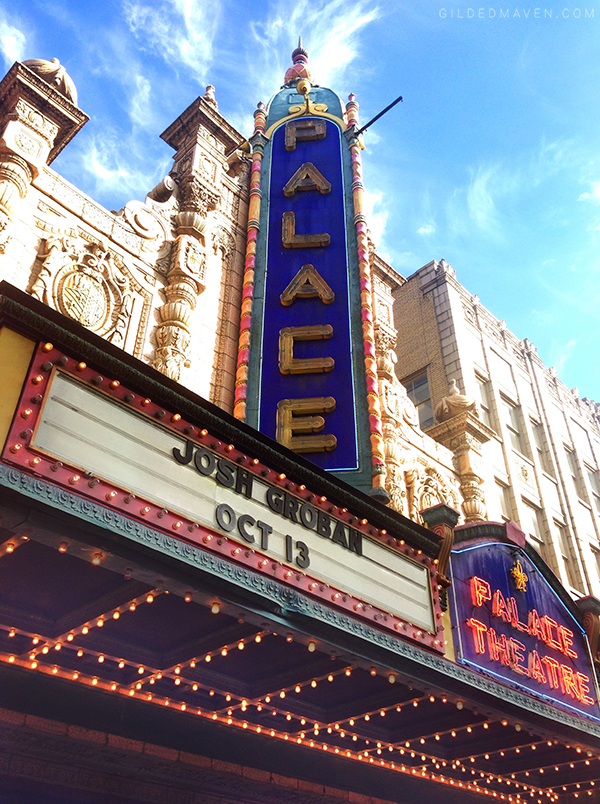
[245,66,373,489]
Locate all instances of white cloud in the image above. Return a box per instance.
[249,0,379,102]
[579,181,600,204]
[0,12,26,70]
[362,129,382,147]
[363,188,388,251]
[416,223,435,236]
[129,73,153,128]
[446,163,518,238]
[466,165,499,232]
[552,338,577,375]
[78,132,170,201]
[124,0,222,84]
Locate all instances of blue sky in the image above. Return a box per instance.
[2,0,599,401]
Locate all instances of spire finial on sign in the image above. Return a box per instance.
[285,37,311,85]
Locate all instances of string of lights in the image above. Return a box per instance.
[0,647,570,802]
[3,610,598,803]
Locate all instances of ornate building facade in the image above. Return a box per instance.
[0,57,250,410]
[0,50,464,525]
[1,45,600,804]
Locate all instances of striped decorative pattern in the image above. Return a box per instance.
[233,102,267,421]
[346,94,387,492]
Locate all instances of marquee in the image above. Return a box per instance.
[450,541,600,718]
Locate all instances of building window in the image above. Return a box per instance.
[585,465,600,515]
[593,548,600,584]
[403,372,434,430]
[565,448,585,498]
[475,375,494,428]
[520,501,551,565]
[500,396,526,455]
[556,523,580,590]
[494,480,512,522]
[531,420,554,476]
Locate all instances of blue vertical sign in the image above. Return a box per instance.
[250,116,360,473]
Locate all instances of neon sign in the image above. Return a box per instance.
[451,543,599,717]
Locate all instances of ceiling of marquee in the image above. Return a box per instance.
[0,507,599,804]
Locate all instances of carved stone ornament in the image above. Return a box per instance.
[373,325,460,521]
[151,234,207,381]
[434,378,477,423]
[121,200,169,253]
[176,173,219,237]
[375,323,419,431]
[22,57,78,105]
[0,154,32,252]
[2,97,61,174]
[428,410,495,523]
[30,236,141,349]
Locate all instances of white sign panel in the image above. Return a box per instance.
[33,372,435,632]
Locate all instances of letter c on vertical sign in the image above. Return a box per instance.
[277,397,337,453]
[279,325,335,374]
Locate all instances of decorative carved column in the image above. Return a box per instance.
[153,83,242,384]
[152,173,218,380]
[0,58,87,251]
[233,102,267,421]
[346,94,388,501]
[428,381,495,523]
[374,320,421,515]
[0,154,32,250]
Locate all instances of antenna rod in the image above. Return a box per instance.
[354,94,403,137]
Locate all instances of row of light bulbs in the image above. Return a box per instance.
[0,646,564,804]
[4,612,597,793]
[2,600,597,800]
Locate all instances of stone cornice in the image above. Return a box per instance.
[0,61,88,161]
[161,96,245,155]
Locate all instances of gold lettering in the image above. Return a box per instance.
[279,325,334,374]
[280,264,335,306]
[285,119,327,151]
[282,211,330,249]
[277,397,337,452]
[283,162,331,197]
